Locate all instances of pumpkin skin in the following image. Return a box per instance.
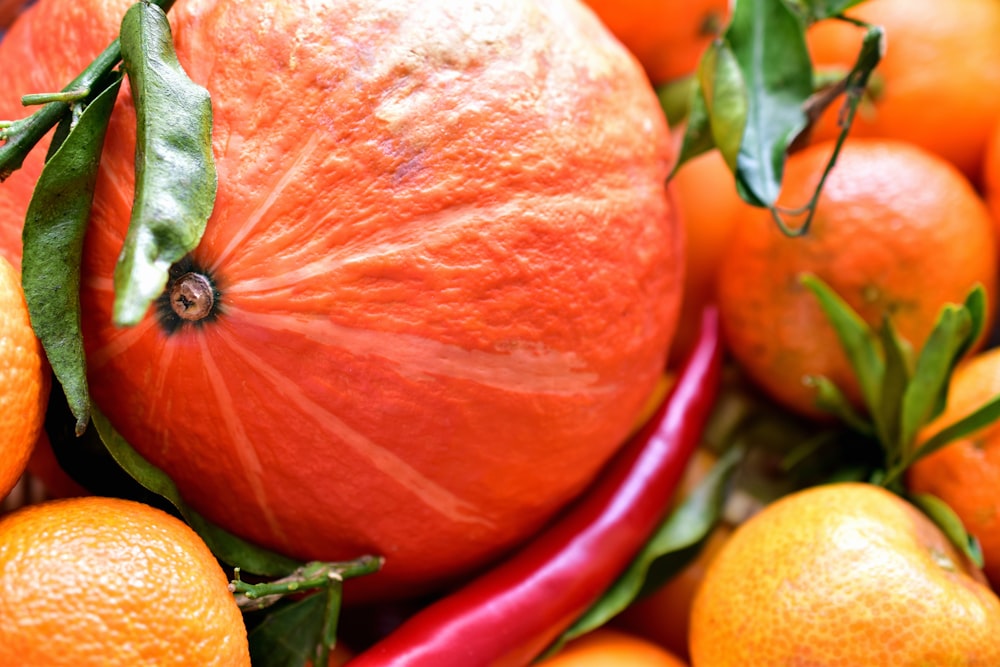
[0,0,681,598]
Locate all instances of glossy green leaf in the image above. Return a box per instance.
[699,39,748,171]
[801,274,883,412]
[90,406,301,576]
[248,593,327,667]
[549,446,743,652]
[115,1,216,326]
[908,492,984,569]
[898,297,979,454]
[728,0,813,208]
[22,75,122,435]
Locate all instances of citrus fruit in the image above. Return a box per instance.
[666,149,744,366]
[0,254,47,502]
[807,0,1000,181]
[0,0,681,598]
[0,495,250,666]
[689,482,1000,666]
[537,628,687,667]
[583,0,729,85]
[907,347,1000,590]
[716,138,997,419]
[981,116,1000,236]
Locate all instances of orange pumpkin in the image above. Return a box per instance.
[0,0,680,598]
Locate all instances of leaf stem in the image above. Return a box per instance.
[230,556,383,612]
[0,0,177,181]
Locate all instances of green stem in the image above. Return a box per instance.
[0,0,178,180]
[230,556,383,612]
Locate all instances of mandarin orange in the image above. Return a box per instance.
[689,482,1000,666]
[0,495,250,666]
[583,0,729,85]
[0,254,47,502]
[908,347,1000,590]
[716,138,997,419]
[538,628,687,667]
[807,0,1000,181]
[0,0,681,598]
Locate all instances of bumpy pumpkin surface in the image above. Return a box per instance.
[0,0,680,596]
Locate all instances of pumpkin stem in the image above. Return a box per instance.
[169,272,214,321]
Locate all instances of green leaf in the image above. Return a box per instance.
[785,0,869,23]
[899,394,1000,478]
[248,593,327,667]
[115,0,216,326]
[90,406,301,576]
[699,39,748,171]
[908,492,984,569]
[548,446,743,653]
[22,75,123,435]
[672,82,716,177]
[801,274,883,413]
[728,0,813,208]
[898,300,977,455]
[655,75,697,129]
[873,316,913,458]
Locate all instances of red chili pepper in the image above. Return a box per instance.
[346,307,723,667]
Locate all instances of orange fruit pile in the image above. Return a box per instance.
[690,483,1000,665]
[0,254,47,502]
[0,495,250,666]
[717,138,997,418]
[0,0,682,599]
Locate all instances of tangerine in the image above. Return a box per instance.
[537,628,687,667]
[689,482,1000,666]
[716,138,997,419]
[0,0,681,598]
[0,254,47,502]
[0,495,250,666]
[807,0,1000,181]
[582,0,729,85]
[907,347,1000,590]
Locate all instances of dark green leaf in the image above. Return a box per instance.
[550,446,743,652]
[801,273,883,412]
[248,593,327,667]
[22,75,123,435]
[90,406,301,576]
[728,0,813,207]
[115,1,216,326]
[873,316,912,457]
[898,302,975,454]
[908,492,984,569]
[699,39,748,171]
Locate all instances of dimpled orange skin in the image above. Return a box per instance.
[582,0,729,84]
[0,0,681,599]
[0,255,48,500]
[908,347,1000,590]
[807,0,1000,182]
[0,496,250,666]
[689,483,1000,667]
[716,138,997,419]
